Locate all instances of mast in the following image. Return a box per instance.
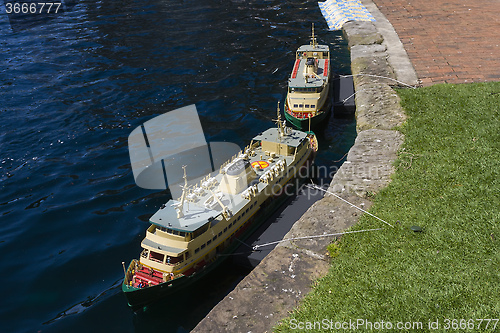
[174,165,188,218]
[275,101,286,137]
[310,23,317,48]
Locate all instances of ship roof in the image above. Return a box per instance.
[150,200,220,232]
[288,58,329,88]
[142,238,186,255]
[253,127,307,147]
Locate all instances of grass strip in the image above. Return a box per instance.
[275,82,500,332]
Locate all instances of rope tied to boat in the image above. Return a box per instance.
[251,183,394,250]
[335,74,418,89]
[252,228,383,250]
[306,184,394,228]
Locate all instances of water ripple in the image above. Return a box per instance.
[0,0,352,332]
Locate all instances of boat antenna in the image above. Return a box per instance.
[274,101,286,137]
[173,165,188,218]
[310,23,317,48]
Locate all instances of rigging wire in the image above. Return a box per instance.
[252,228,383,250]
[306,184,394,228]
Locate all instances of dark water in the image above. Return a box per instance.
[0,0,355,332]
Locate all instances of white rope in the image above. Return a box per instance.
[335,74,418,89]
[252,228,383,250]
[306,184,394,228]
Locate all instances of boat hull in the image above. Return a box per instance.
[284,95,332,131]
[284,108,329,130]
[122,259,219,309]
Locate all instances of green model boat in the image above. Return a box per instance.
[285,24,331,130]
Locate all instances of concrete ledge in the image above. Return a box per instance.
[192,246,330,332]
[193,1,416,331]
[343,21,383,48]
[355,84,406,131]
[328,129,404,196]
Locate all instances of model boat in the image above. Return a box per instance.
[122,106,318,308]
[285,24,331,130]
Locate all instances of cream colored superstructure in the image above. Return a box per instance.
[124,114,315,291]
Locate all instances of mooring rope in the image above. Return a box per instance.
[252,228,383,250]
[335,73,418,89]
[227,183,395,253]
[306,184,394,228]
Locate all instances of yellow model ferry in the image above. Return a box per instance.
[285,24,331,130]
[122,107,317,308]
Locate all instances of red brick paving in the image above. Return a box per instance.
[371,0,500,85]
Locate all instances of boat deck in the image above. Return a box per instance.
[288,58,329,88]
[132,266,167,288]
[149,128,307,233]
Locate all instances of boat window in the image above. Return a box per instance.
[246,208,249,213]
[185,251,191,259]
[179,232,185,237]
[224,227,227,233]
[201,244,206,249]
[293,104,298,108]
[323,52,328,57]
[195,248,200,254]
[237,216,241,221]
[213,235,217,241]
[166,255,182,264]
[207,240,212,246]
[193,223,209,238]
[305,104,310,108]
[150,251,164,263]
[218,231,222,237]
[228,222,233,228]
[311,105,315,108]
[172,230,179,235]
[299,104,303,108]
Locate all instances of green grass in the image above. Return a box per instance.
[275,82,500,332]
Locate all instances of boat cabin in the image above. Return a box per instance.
[252,127,309,158]
[296,44,330,60]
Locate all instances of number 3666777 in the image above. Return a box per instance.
[5,3,62,14]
